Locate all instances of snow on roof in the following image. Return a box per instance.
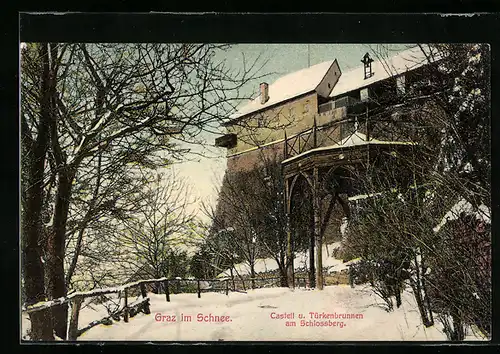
[433,199,491,233]
[348,192,385,201]
[329,46,436,98]
[282,132,416,164]
[228,46,439,122]
[339,131,373,146]
[229,60,336,120]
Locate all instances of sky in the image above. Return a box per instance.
[174,44,411,220]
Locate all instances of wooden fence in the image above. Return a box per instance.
[22,275,308,341]
[22,277,231,341]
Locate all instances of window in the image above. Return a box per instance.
[360,88,369,102]
[303,101,310,113]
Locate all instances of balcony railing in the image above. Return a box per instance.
[284,107,419,160]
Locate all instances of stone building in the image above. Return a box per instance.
[215,46,438,288]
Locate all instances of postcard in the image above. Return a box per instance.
[19,14,491,343]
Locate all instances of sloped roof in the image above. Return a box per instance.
[229,60,336,120]
[228,45,439,123]
[329,46,436,98]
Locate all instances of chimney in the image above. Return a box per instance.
[260,82,269,104]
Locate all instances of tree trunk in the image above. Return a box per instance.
[46,168,76,339]
[250,262,256,289]
[410,252,434,327]
[278,254,288,287]
[21,43,54,341]
[410,276,433,328]
[451,312,465,341]
[395,283,402,308]
[65,224,86,286]
[65,151,102,286]
[420,259,434,325]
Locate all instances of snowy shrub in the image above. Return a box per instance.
[425,212,491,340]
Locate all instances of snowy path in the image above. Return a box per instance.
[71,285,485,341]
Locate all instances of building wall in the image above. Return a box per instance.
[226,92,319,156]
[224,104,350,175]
[215,60,441,267]
[227,140,285,173]
[316,60,341,98]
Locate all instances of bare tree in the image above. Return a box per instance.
[342,43,490,340]
[201,148,293,288]
[21,43,55,340]
[119,169,196,282]
[20,42,265,339]
[203,182,261,290]
[63,137,151,289]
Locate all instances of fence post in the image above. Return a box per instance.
[140,283,151,314]
[67,297,82,341]
[197,280,201,298]
[164,280,170,302]
[225,279,229,296]
[124,288,129,323]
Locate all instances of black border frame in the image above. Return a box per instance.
[8,11,500,353]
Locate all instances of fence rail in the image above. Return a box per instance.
[22,275,308,341]
[22,277,233,313]
[22,276,232,341]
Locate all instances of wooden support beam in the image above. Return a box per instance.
[285,177,295,289]
[320,194,336,240]
[123,288,129,323]
[164,280,170,302]
[309,222,316,288]
[313,167,324,290]
[140,283,151,314]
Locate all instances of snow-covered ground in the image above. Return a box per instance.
[21,240,488,342]
[21,285,487,341]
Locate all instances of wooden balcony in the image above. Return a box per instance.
[281,106,420,180]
